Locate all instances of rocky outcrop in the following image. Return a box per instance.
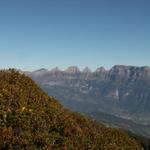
[32,68,49,76]
[109,65,150,81]
[94,67,106,73]
[65,66,81,74]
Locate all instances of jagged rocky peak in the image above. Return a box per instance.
[82,67,92,73]
[110,65,131,74]
[32,68,49,75]
[111,65,129,70]
[109,65,133,80]
[65,66,80,74]
[28,68,49,76]
[33,68,48,73]
[95,67,106,73]
[108,65,150,80]
[50,67,61,73]
[111,65,150,73]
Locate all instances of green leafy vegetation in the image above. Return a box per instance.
[0,69,143,149]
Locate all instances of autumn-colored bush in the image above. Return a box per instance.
[0,69,143,150]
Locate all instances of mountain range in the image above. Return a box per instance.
[0,69,144,149]
[25,65,150,138]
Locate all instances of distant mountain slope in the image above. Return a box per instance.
[26,65,150,138]
[0,69,142,149]
[87,112,150,138]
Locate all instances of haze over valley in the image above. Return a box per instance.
[25,65,150,138]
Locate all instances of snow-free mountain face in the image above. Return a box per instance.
[26,65,150,137]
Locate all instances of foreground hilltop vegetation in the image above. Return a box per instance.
[0,69,143,150]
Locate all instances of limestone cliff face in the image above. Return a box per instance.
[108,65,150,81]
[28,65,150,83]
[65,66,81,74]
[26,65,150,125]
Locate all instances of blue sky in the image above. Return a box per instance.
[0,0,150,71]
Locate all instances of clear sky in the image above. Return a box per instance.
[0,0,150,71]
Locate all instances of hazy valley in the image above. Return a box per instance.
[26,65,150,139]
